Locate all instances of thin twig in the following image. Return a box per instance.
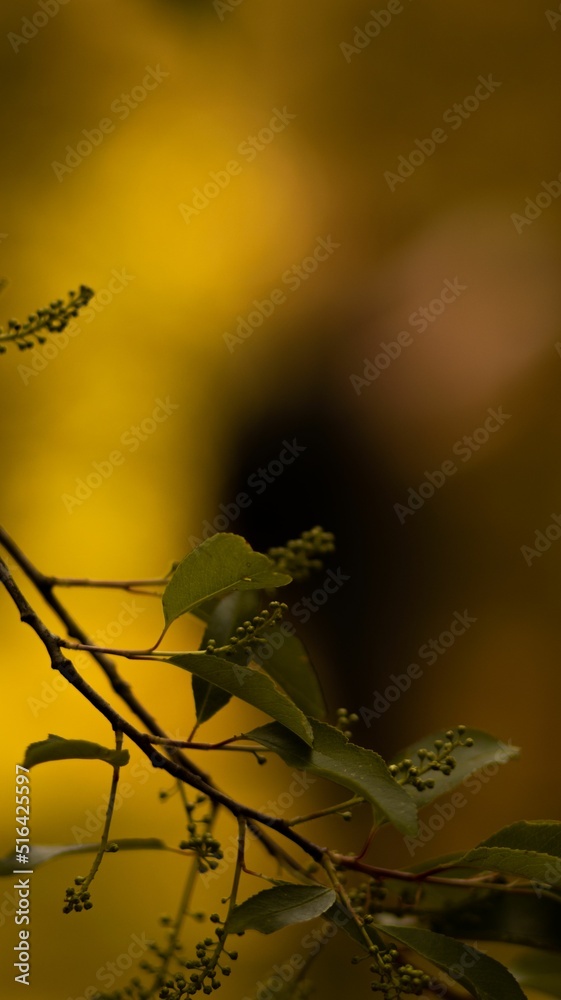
[0,526,314,878]
[0,555,325,863]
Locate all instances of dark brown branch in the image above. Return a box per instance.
[0,527,314,879]
[0,554,325,863]
[331,852,561,904]
[0,526,210,783]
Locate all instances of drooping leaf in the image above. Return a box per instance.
[459,821,561,886]
[387,728,519,815]
[375,852,561,950]
[226,883,336,935]
[510,950,561,996]
[323,901,385,950]
[0,838,170,876]
[429,886,561,951]
[162,534,292,631]
[193,591,261,724]
[382,924,527,1000]
[23,735,129,770]
[246,720,418,835]
[168,654,313,745]
[251,631,326,721]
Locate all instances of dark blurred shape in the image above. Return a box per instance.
[219,370,421,743]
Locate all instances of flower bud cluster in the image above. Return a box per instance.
[0,285,94,353]
[389,727,474,792]
[267,526,335,580]
[158,925,239,998]
[62,878,93,914]
[335,706,359,738]
[366,946,431,997]
[205,602,287,658]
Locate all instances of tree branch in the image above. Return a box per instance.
[0,553,325,863]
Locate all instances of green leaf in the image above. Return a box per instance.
[382,925,527,1000]
[162,534,292,631]
[388,728,519,814]
[510,950,561,997]
[459,821,561,886]
[429,887,561,950]
[251,631,326,721]
[246,720,418,835]
[226,883,336,935]
[193,591,261,724]
[23,735,129,769]
[168,654,313,745]
[323,901,385,950]
[0,839,170,876]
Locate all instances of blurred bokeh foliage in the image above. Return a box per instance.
[1,0,561,996]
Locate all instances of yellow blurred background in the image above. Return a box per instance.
[1,0,561,996]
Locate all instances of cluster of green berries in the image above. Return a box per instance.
[345,880,387,917]
[363,946,431,997]
[62,843,119,914]
[158,923,239,997]
[389,727,474,792]
[205,601,287,658]
[335,707,359,738]
[179,830,223,873]
[176,798,222,873]
[267,526,335,581]
[0,285,94,353]
[62,876,93,914]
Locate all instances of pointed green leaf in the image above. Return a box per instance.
[511,950,561,997]
[388,728,519,814]
[162,534,292,630]
[382,925,527,1000]
[251,631,326,721]
[168,654,313,745]
[246,720,418,835]
[429,885,561,950]
[193,591,261,724]
[23,735,129,770]
[0,839,170,876]
[458,821,561,886]
[323,901,385,950]
[226,883,336,935]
